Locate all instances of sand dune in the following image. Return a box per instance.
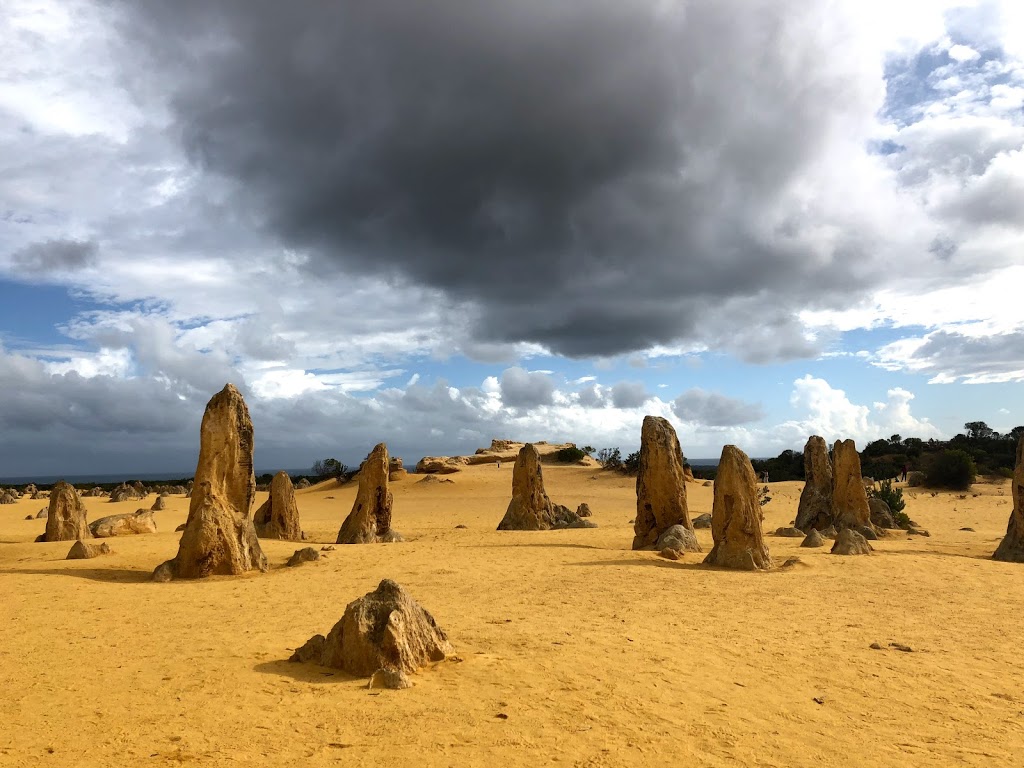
[1,465,1022,766]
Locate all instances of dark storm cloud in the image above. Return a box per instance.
[115,0,881,359]
[672,388,764,426]
[11,239,98,274]
[895,330,1024,381]
[610,381,649,409]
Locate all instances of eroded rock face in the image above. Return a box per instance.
[795,436,833,531]
[90,509,157,537]
[151,496,166,511]
[153,384,267,580]
[801,529,826,548]
[254,471,303,541]
[338,443,399,544]
[831,528,873,555]
[703,445,772,571]
[869,498,895,529]
[832,440,873,531]
[67,540,111,560]
[497,444,589,530]
[993,436,1024,563]
[43,481,90,542]
[633,416,694,550]
[290,579,452,677]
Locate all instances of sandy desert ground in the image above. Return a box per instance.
[1,463,1023,767]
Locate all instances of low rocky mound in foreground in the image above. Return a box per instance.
[417,439,594,474]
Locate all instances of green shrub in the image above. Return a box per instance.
[555,446,587,463]
[996,466,1014,479]
[925,449,976,490]
[598,448,622,471]
[622,451,641,475]
[869,478,909,527]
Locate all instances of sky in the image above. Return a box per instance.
[1,0,1023,477]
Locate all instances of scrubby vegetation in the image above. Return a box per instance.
[869,479,909,528]
[924,449,977,491]
[554,446,589,463]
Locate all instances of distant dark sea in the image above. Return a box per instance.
[0,469,313,486]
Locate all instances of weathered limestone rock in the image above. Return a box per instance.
[388,457,408,481]
[692,513,712,529]
[151,496,166,511]
[415,456,465,474]
[993,436,1024,562]
[795,436,834,531]
[254,471,303,541]
[295,478,311,489]
[109,483,144,503]
[36,508,47,518]
[703,445,772,570]
[801,529,826,548]
[683,465,695,483]
[832,440,874,531]
[831,528,873,555]
[66,540,111,560]
[633,416,696,550]
[42,481,90,542]
[289,579,452,677]
[774,527,805,538]
[338,443,401,543]
[656,524,699,552]
[576,503,593,518]
[286,547,320,567]
[90,509,157,537]
[153,384,267,581]
[0,490,16,504]
[497,444,589,530]
[869,498,896,529]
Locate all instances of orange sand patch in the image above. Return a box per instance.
[1,466,1022,766]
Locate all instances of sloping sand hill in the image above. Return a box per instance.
[1,465,1022,767]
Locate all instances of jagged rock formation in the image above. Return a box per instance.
[153,384,267,581]
[831,528,873,555]
[633,416,697,550]
[67,540,111,560]
[109,483,145,503]
[832,440,874,530]
[703,445,772,570]
[90,509,158,537]
[337,443,402,543]
[388,457,408,481]
[496,444,590,530]
[0,489,16,504]
[656,524,699,553]
[286,547,320,567]
[253,471,303,541]
[795,436,834,531]
[576,503,592,518]
[417,440,586,474]
[42,481,90,542]
[993,436,1024,562]
[801,529,826,548]
[290,579,452,677]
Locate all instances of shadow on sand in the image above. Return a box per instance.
[569,557,704,570]
[467,541,606,551]
[4,566,154,583]
[253,658,363,685]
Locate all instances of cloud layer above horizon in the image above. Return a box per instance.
[0,0,1022,475]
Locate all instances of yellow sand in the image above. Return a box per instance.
[1,466,1023,767]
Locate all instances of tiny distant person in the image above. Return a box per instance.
[496,460,501,470]
[762,471,769,484]
[901,464,908,482]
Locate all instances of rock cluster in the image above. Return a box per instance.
[254,471,303,541]
[496,444,592,530]
[993,435,1024,562]
[290,579,452,680]
[337,443,402,543]
[703,445,772,570]
[633,416,697,550]
[153,384,267,581]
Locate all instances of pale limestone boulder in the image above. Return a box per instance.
[337,443,400,543]
[90,509,157,537]
[254,471,303,541]
[832,439,873,531]
[795,436,833,531]
[43,481,90,542]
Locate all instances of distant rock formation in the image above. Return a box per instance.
[388,457,408,481]
[801,529,826,548]
[633,416,697,550]
[415,456,466,474]
[153,384,267,581]
[0,489,16,504]
[290,579,452,678]
[832,440,874,530]
[90,509,157,537]
[41,481,90,542]
[703,445,772,570]
[285,547,320,567]
[416,440,586,474]
[337,443,402,544]
[795,436,833,531]
[497,444,591,530]
[109,482,145,503]
[151,496,166,511]
[993,435,1024,562]
[254,471,303,541]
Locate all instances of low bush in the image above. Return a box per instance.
[554,446,587,463]
[869,479,909,528]
[925,449,976,490]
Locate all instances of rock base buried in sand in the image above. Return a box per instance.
[368,668,413,690]
[775,527,805,538]
[290,579,452,677]
[286,547,320,567]
[655,524,700,553]
[90,509,157,538]
[801,529,826,548]
[67,540,111,560]
[831,529,873,555]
